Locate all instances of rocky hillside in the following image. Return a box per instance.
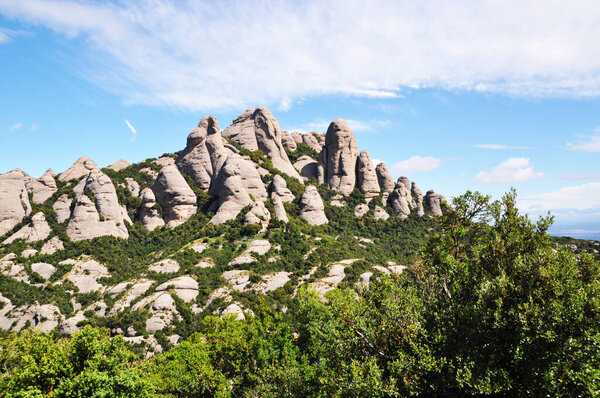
[0,107,449,355]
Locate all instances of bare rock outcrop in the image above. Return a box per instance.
[302,133,322,153]
[244,200,271,228]
[291,131,303,144]
[3,212,51,244]
[151,165,197,228]
[281,130,297,151]
[25,169,57,204]
[356,151,380,199]
[139,188,165,231]
[375,163,395,193]
[106,159,130,172]
[317,119,359,195]
[387,181,411,219]
[269,175,295,203]
[271,195,289,222]
[355,204,369,217]
[425,190,447,216]
[0,169,32,237]
[294,156,319,180]
[222,108,301,180]
[66,171,130,241]
[125,178,140,197]
[52,194,72,223]
[40,236,64,255]
[58,156,98,182]
[299,185,328,225]
[373,205,389,220]
[410,182,425,217]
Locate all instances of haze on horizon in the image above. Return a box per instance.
[0,0,599,239]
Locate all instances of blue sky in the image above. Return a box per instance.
[1,1,599,239]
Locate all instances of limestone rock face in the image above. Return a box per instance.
[25,169,57,204]
[222,108,301,180]
[302,133,322,153]
[139,188,165,231]
[176,115,232,190]
[425,190,447,216]
[373,205,389,220]
[299,185,328,225]
[317,119,359,195]
[58,156,98,182]
[375,163,395,193]
[271,195,289,222]
[244,200,271,228]
[356,151,380,199]
[151,165,197,228]
[66,171,130,241]
[410,182,425,217]
[52,194,72,223]
[0,169,31,236]
[40,236,64,255]
[3,212,51,244]
[106,159,130,172]
[397,176,411,191]
[125,178,140,197]
[31,262,56,279]
[387,182,411,219]
[291,131,303,144]
[281,130,297,151]
[269,175,295,203]
[355,204,369,217]
[294,156,318,180]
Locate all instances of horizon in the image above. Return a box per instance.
[1,1,599,240]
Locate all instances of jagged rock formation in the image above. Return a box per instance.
[106,159,130,172]
[3,212,51,244]
[302,133,322,152]
[139,188,165,231]
[356,150,380,199]
[375,163,395,193]
[25,169,57,204]
[0,169,31,236]
[269,175,295,203]
[244,200,271,229]
[318,119,359,195]
[151,165,197,228]
[222,108,301,180]
[52,194,72,223]
[280,131,297,151]
[125,178,140,197]
[425,190,447,216]
[411,182,425,217]
[300,185,328,225]
[387,179,411,219]
[271,195,288,222]
[58,156,98,182]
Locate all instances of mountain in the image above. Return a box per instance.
[0,106,464,354]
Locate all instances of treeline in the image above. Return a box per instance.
[1,190,599,397]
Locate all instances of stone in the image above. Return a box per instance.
[254,271,290,293]
[271,194,289,222]
[222,108,301,180]
[21,249,38,258]
[375,163,395,193]
[3,212,51,244]
[281,130,297,151]
[221,303,245,320]
[355,204,369,217]
[223,270,251,291]
[25,169,57,204]
[154,157,175,168]
[66,171,130,241]
[373,206,389,220]
[410,182,425,217]
[0,169,31,236]
[106,159,130,172]
[126,325,137,337]
[156,276,199,302]
[149,259,180,274]
[60,312,86,336]
[294,156,319,180]
[330,194,346,207]
[139,188,165,231]
[65,259,109,293]
[317,119,359,195]
[125,178,140,197]
[244,200,271,228]
[108,279,154,315]
[299,185,328,225]
[302,133,322,152]
[387,181,411,219]
[52,194,72,223]
[41,236,64,255]
[397,176,411,191]
[247,239,272,255]
[356,151,380,199]
[58,156,98,182]
[270,175,295,203]
[151,165,197,227]
[425,190,447,216]
[291,131,303,144]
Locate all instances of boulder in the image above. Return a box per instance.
[58,156,98,182]
[269,175,295,203]
[354,204,369,217]
[0,169,31,236]
[375,162,395,193]
[397,176,411,191]
[271,194,289,222]
[425,190,447,216]
[302,133,322,152]
[244,200,271,229]
[40,236,64,255]
[65,259,109,293]
[221,303,246,321]
[299,185,328,225]
[281,130,297,151]
[125,178,140,197]
[291,131,303,144]
[317,119,359,195]
[410,182,425,217]
[373,205,389,220]
[294,156,318,180]
[222,108,301,180]
[356,150,380,199]
[25,169,57,204]
[139,188,165,231]
[151,165,197,228]
[52,194,72,223]
[3,212,51,244]
[106,159,130,172]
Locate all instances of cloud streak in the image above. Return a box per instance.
[391,155,441,176]
[125,119,137,142]
[474,157,543,184]
[9,122,22,131]
[520,182,600,212]
[474,144,532,150]
[566,129,600,152]
[2,1,600,110]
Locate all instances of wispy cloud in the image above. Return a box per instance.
[474,157,543,184]
[558,172,600,180]
[520,182,600,212]
[391,155,441,176]
[284,119,389,134]
[474,144,532,150]
[125,119,137,142]
[9,122,22,131]
[30,124,38,131]
[2,1,600,110]
[566,128,600,152]
[0,26,16,43]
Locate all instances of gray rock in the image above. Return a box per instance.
[125,178,140,197]
[281,130,297,151]
[269,175,295,203]
[317,119,359,195]
[106,159,130,172]
[156,276,199,302]
[221,303,246,320]
[244,200,271,229]
[270,194,289,222]
[25,169,57,204]
[425,190,447,216]
[356,151,380,199]
[21,248,37,258]
[397,176,411,191]
[58,156,98,182]
[375,162,395,193]
[40,236,64,255]
[126,326,137,337]
[52,194,72,223]
[373,205,389,220]
[0,169,31,236]
[387,182,411,219]
[410,182,424,217]
[302,133,322,152]
[151,165,197,228]
[300,185,328,225]
[3,212,51,244]
[291,131,303,144]
[65,259,109,293]
[139,188,165,231]
[31,262,56,279]
[294,156,319,180]
[222,108,301,180]
[149,259,180,274]
[354,204,369,217]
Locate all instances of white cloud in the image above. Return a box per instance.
[566,129,600,152]
[9,122,22,131]
[0,27,16,43]
[2,1,600,110]
[278,97,292,112]
[30,124,38,131]
[474,157,544,184]
[284,119,389,134]
[125,119,137,142]
[474,144,532,150]
[371,158,383,167]
[391,155,441,176]
[520,182,600,212]
[558,172,600,180]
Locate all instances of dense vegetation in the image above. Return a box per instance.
[1,190,598,397]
